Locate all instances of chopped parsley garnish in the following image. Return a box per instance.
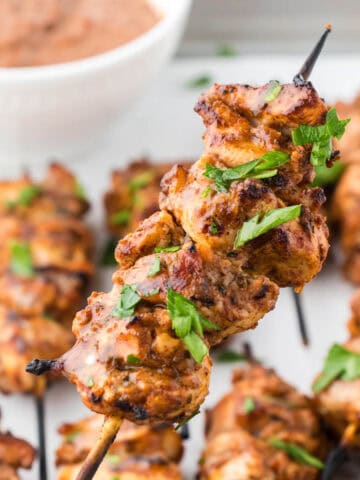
[209,219,219,234]
[234,205,301,248]
[154,245,181,253]
[87,376,94,388]
[65,430,81,443]
[217,350,246,362]
[264,80,282,102]
[201,185,213,198]
[10,241,34,277]
[6,185,41,208]
[100,238,118,267]
[110,209,131,226]
[204,150,290,192]
[187,74,213,89]
[313,343,360,392]
[147,256,161,277]
[167,288,219,364]
[217,45,237,57]
[312,160,345,187]
[113,285,141,318]
[268,438,324,470]
[106,454,122,466]
[243,396,256,414]
[75,181,86,200]
[292,108,350,167]
[143,288,160,297]
[127,354,141,364]
[129,170,155,191]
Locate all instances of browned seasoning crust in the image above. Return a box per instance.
[331,95,360,284]
[0,163,93,394]
[0,418,35,480]
[104,159,189,239]
[315,289,360,441]
[199,365,329,480]
[55,82,329,425]
[56,414,183,479]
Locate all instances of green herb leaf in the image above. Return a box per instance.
[106,454,122,466]
[143,288,160,297]
[264,80,282,103]
[204,151,289,192]
[167,288,219,363]
[268,437,324,470]
[113,285,141,318]
[154,245,181,253]
[110,209,131,226]
[217,350,246,362]
[175,409,200,430]
[187,74,213,89]
[75,181,86,200]
[217,45,237,57]
[100,238,118,267]
[209,219,219,234]
[312,160,345,187]
[201,185,213,198]
[129,170,155,191]
[243,396,256,414]
[234,205,301,248]
[313,343,360,392]
[7,185,41,209]
[292,108,350,167]
[147,257,161,277]
[127,354,140,364]
[65,430,81,443]
[87,376,94,388]
[10,241,34,277]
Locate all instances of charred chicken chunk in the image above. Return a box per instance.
[199,365,328,480]
[0,163,93,394]
[0,413,35,480]
[56,414,183,479]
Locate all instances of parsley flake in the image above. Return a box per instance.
[292,108,350,167]
[243,396,256,414]
[127,354,141,364]
[187,74,213,89]
[264,80,282,103]
[147,257,161,277]
[217,45,237,57]
[87,376,94,388]
[110,209,131,226]
[313,343,360,392]
[100,238,118,267]
[201,185,213,198]
[209,219,219,234]
[166,288,219,364]
[10,241,34,277]
[154,245,181,253]
[234,205,301,248]
[129,170,155,191]
[113,285,141,318]
[217,350,246,362]
[6,185,41,209]
[204,150,289,192]
[75,181,86,200]
[106,454,122,466]
[65,430,81,443]
[268,437,324,470]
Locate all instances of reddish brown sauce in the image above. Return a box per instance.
[0,0,161,67]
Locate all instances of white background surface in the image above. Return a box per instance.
[1,56,359,479]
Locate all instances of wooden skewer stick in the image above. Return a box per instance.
[293,24,332,84]
[75,416,123,480]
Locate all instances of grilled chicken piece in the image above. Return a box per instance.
[31,82,331,428]
[0,163,93,394]
[56,415,183,479]
[330,95,360,284]
[315,290,360,440]
[199,365,328,480]
[0,417,35,480]
[105,159,185,238]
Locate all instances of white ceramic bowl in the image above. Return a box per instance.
[0,0,192,163]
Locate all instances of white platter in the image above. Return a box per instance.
[1,55,359,479]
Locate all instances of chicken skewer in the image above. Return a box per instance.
[199,363,329,479]
[56,414,184,479]
[0,163,94,477]
[27,28,349,480]
[0,409,36,479]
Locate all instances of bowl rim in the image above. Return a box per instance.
[0,0,192,83]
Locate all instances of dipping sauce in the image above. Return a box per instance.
[0,0,161,67]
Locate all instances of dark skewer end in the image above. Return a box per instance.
[26,359,58,376]
[293,24,332,86]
